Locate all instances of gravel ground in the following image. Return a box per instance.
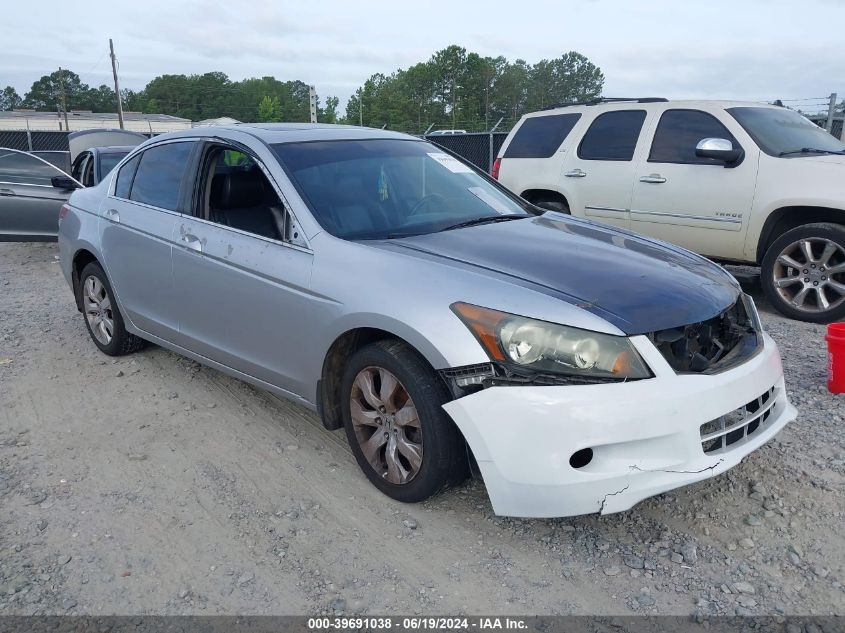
[0,241,843,617]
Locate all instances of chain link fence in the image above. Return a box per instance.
[423,132,508,173]
[0,130,71,152]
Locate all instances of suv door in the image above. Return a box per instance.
[100,141,198,340]
[171,143,314,397]
[0,149,76,239]
[629,108,758,259]
[561,109,650,229]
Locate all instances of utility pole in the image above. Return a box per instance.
[825,92,838,134]
[109,39,125,129]
[451,79,457,129]
[358,89,363,127]
[57,67,70,131]
[308,85,317,124]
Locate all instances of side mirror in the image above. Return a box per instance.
[51,175,81,190]
[695,138,744,167]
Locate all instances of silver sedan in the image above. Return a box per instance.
[58,124,794,517]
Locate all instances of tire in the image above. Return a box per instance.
[340,339,468,503]
[78,262,147,356]
[761,222,845,323]
[533,198,570,214]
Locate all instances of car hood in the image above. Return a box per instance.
[370,214,740,335]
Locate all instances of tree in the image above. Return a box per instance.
[0,86,22,111]
[320,96,339,124]
[257,95,282,122]
[23,69,89,111]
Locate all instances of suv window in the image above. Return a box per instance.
[578,110,647,161]
[504,114,582,158]
[649,109,739,164]
[0,149,64,186]
[129,142,195,211]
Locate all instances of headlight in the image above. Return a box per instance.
[741,293,762,332]
[451,302,652,381]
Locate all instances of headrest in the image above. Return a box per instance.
[211,170,266,210]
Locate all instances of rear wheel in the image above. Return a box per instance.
[340,340,467,503]
[761,223,845,323]
[78,262,146,355]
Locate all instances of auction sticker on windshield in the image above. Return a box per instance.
[427,152,474,173]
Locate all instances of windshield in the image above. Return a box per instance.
[727,106,845,156]
[99,152,129,178]
[272,139,533,239]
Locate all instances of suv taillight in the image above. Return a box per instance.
[58,204,70,220]
[491,158,501,180]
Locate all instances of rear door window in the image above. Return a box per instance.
[114,154,140,199]
[129,142,196,211]
[649,109,739,164]
[578,110,647,161]
[504,113,582,158]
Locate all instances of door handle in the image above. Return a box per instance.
[564,169,587,178]
[104,208,120,222]
[639,174,667,184]
[0,188,14,197]
[181,234,203,253]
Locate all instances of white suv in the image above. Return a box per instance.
[494,98,845,323]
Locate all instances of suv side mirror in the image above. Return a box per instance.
[695,138,744,167]
[51,175,81,190]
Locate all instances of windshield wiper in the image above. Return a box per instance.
[778,147,845,157]
[437,214,529,233]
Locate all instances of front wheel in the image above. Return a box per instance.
[761,223,845,323]
[340,340,468,503]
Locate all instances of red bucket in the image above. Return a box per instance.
[827,323,845,394]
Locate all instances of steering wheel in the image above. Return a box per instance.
[408,193,453,217]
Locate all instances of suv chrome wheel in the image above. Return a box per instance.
[772,237,845,313]
[83,275,114,345]
[349,366,423,485]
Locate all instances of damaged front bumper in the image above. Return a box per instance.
[442,332,796,518]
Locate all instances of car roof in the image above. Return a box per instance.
[153,123,418,145]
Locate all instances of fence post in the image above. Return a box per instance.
[25,120,33,151]
[825,93,837,133]
[488,117,504,173]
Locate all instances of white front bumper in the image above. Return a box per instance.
[442,332,796,518]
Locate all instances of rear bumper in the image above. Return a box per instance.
[442,332,795,518]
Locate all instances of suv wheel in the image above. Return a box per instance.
[761,223,845,323]
[79,262,147,355]
[340,340,467,503]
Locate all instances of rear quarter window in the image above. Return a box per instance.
[503,113,582,158]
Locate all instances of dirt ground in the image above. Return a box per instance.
[0,241,843,617]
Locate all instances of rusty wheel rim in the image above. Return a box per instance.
[349,366,423,484]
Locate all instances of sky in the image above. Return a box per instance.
[1,0,842,116]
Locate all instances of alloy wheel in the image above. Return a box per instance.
[349,366,423,485]
[772,237,845,313]
[83,275,114,345]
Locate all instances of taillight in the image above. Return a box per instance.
[58,204,70,220]
[491,158,501,180]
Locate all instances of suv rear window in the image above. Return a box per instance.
[504,114,581,158]
[578,110,647,161]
